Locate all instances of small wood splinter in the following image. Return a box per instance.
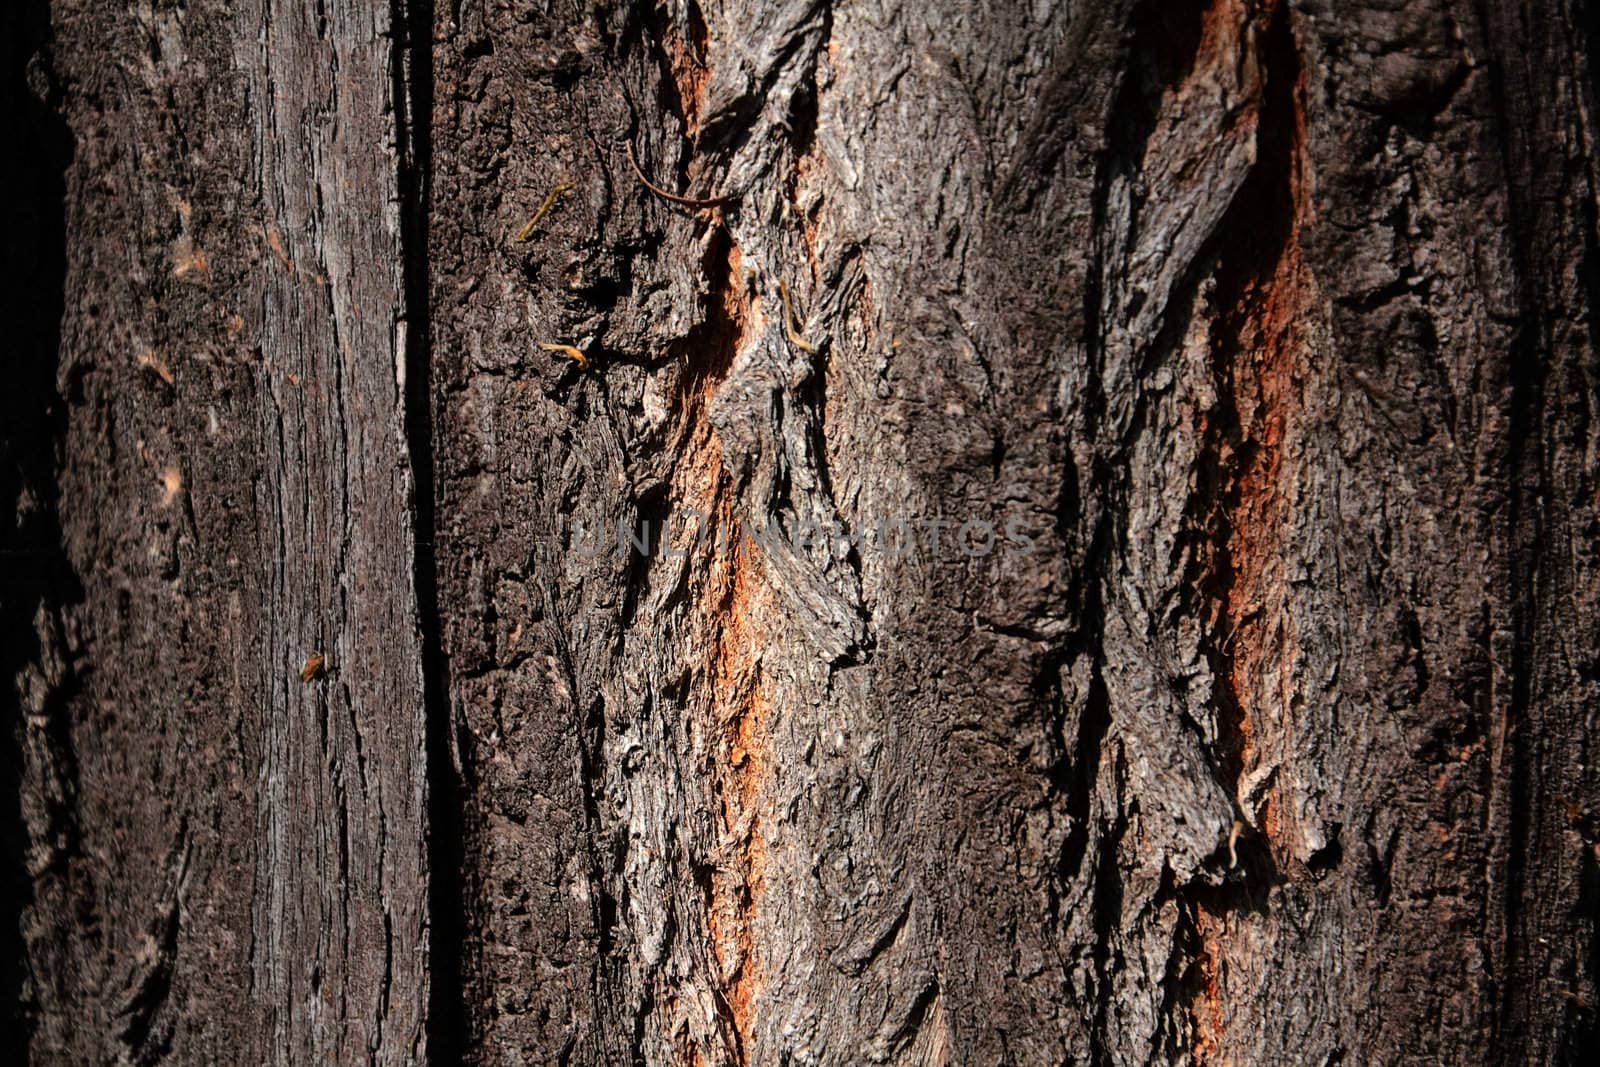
[624,141,734,209]
[780,280,817,353]
[539,342,589,370]
[516,182,574,241]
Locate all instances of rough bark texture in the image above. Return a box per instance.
[3,0,431,1061]
[6,0,1600,1064]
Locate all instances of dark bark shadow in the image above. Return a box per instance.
[389,0,462,1056]
[0,0,76,1057]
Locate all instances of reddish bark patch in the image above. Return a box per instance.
[1192,906,1229,1064]
[1204,0,1309,855]
[1214,241,1308,790]
[661,1,712,139]
[1182,0,1254,99]
[703,544,772,1055]
[1189,0,1311,1059]
[665,231,772,1059]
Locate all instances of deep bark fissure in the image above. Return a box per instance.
[1094,0,1318,1049]
[1467,0,1558,1046]
[1156,0,1310,1053]
[647,0,710,142]
[1,1,75,1057]
[676,235,764,1066]
[1195,0,1306,858]
[1087,745,1130,1067]
[392,0,459,1059]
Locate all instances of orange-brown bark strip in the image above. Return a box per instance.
[664,229,773,1061]
[661,2,712,139]
[1190,0,1312,1058]
[1192,905,1229,1065]
[1207,0,1309,854]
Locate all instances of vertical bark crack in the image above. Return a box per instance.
[1183,0,1311,1058]
[1,1,77,1054]
[668,231,768,1064]
[390,0,458,1059]
[1198,0,1308,850]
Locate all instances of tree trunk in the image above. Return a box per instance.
[2,0,431,1060]
[5,0,1599,1064]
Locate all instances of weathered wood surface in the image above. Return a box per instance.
[5,0,1600,1063]
[4,0,430,1061]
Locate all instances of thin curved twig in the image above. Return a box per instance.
[780,280,817,353]
[516,182,573,241]
[624,141,735,209]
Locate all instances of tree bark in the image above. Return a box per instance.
[3,0,430,1061]
[5,0,1600,1064]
